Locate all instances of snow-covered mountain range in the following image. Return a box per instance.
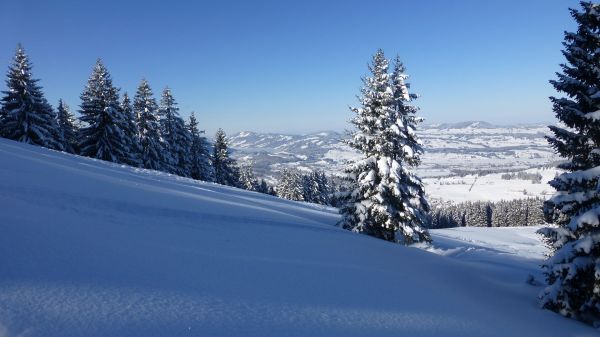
[229,121,559,182]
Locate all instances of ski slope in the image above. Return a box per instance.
[0,138,595,337]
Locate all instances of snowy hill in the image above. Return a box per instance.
[229,122,558,183]
[0,138,595,337]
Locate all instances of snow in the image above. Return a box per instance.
[228,123,559,186]
[0,138,596,336]
[425,168,558,203]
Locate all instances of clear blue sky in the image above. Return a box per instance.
[0,0,580,134]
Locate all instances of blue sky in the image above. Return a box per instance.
[0,0,580,134]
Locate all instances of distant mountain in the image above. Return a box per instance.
[425,121,497,129]
[229,122,558,182]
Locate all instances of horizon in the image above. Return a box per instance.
[0,0,580,135]
[230,120,555,137]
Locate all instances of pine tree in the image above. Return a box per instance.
[120,92,142,166]
[173,116,192,177]
[187,112,214,181]
[78,59,132,163]
[338,50,430,244]
[256,179,273,195]
[301,172,318,202]
[0,44,62,150]
[239,164,259,191]
[157,87,180,174]
[277,168,305,201]
[213,128,240,186]
[528,197,545,226]
[55,99,78,154]
[539,2,600,325]
[134,79,167,171]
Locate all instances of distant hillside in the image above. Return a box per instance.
[229,122,558,182]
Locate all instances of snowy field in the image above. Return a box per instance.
[0,139,596,337]
[424,168,558,203]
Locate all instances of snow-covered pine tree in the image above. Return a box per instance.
[187,112,214,181]
[119,92,142,167]
[277,168,305,201]
[56,99,78,154]
[173,116,192,177]
[338,50,430,244]
[528,197,545,226]
[134,79,167,171]
[539,2,600,325]
[0,44,62,150]
[239,164,259,191]
[157,87,186,175]
[212,128,240,186]
[301,172,318,203]
[78,59,133,163]
[316,171,331,205]
[299,170,329,205]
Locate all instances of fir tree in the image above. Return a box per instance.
[158,87,191,176]
[256,179,273,195]
[539,2,600,325]
[78,59,132,163]
[134,79,167,171]
[302,173,318,202]
[0,44,61,150]
[338,50,430,244]
[157,87,178,173]
[239,164,259,191]
[213,128,240,186]
[527,198,545,226]
[277,168,305,201]
[56,99,78,154]
[314,171,331,205]
[120,92,142,166]
[187,112,214,181]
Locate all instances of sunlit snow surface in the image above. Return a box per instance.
[0,139,595,337]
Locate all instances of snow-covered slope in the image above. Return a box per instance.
[0,139,594,337]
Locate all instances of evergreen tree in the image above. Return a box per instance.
[157,87,180,174]
[120,92,142,166]
[0,44,61,150]
[527,197,545,226]
[256,179,274,195]
[187,112,214,181]
[173,116,192,177]
[302,172,318,202]
[239,164,259,191]
[491,200,506,227]
[300,170,330,205]
[213,128,240,186]
[277,168,305,201]
[56,99,78,154]
[78,59,132,163]
[338,50,430,244]
[540,2,600,325]
[134,79,167,171]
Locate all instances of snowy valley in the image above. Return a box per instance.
[0,138,595,337]
[230,121,560,202]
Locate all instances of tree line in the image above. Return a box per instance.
[0,44,273,193]
[429,197,545,228]
[275,168,332,205]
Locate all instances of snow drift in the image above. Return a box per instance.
[0,138,595,336]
